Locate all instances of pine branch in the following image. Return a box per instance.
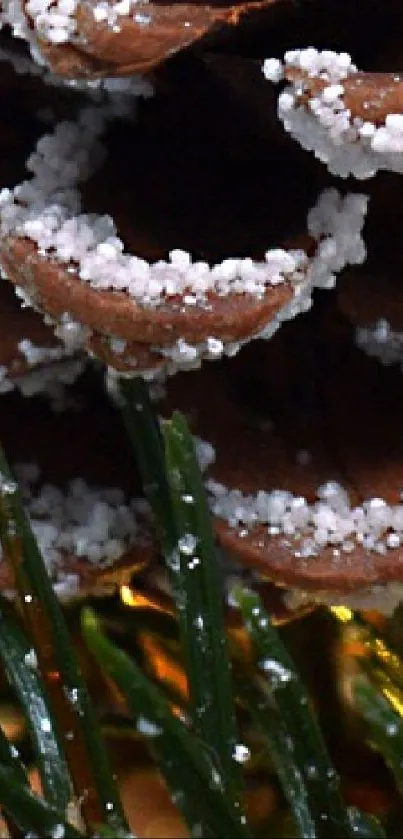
[82,607,250,839]
[118,380,390,838]
[0,448,130,836]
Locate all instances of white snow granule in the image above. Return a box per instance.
[206,471,403,559]
[3,464,151,583]
[355,319,403,370]
[25,0,78,45]
[0,356,87,409]
[262,57,283,84]
[18,337,73,367]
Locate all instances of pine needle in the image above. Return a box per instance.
[118,377,176,554]
[0,596,71,813]
[163,412,246,818]
[237,674,317,837]
[0,763,82,838]
[354,676,403,794]
[233,585,356,839]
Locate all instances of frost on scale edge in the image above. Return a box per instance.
[0,37,153,99]
[200,440,403,562]
[0,462,152,597]
[0,95,368,374]
[263,48,403,179]
[0,0,157,84]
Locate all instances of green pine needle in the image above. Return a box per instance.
[0,763,82,838]
[347,808,386,838]
[233,585,356,839]
[354,676,403,794]
[237,674,317,837]
[163,412,246,815]
[0,596,71,813]
[118,377,177,554]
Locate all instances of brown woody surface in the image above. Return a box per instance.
[32,0,279,78]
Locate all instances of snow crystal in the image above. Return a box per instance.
[259,659,293,686]
[25,0,78,45]
[232,744,251,764]
[0,33,153,98]
[18,337,72,367]
[0,334,86,410]
[262,57,283,84]
[355,319,403,370]
[136,717,162,737]
[178,533,198,556]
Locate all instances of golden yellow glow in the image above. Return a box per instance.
[120,585,174,617]
[330,605,353,624]
[140,634,188,702]
[120,585,188,708]
[369,638,402,672]
[342,639,366,658]
[382,685,403,717]
[0,705,25,742]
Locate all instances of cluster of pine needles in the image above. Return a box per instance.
[0,380,401,837]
